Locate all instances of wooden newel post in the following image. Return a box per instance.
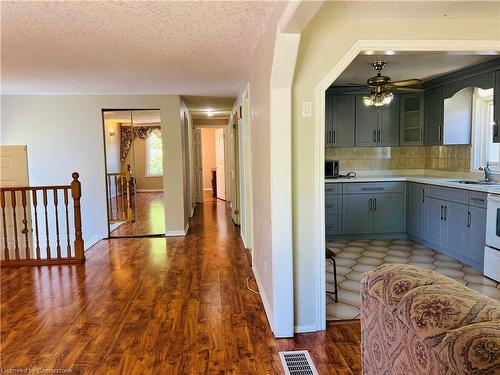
[71,172,85,261]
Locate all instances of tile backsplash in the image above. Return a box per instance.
[326,145,471,172]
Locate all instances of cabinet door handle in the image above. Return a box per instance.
[361,187,384,191]
[377,130,381,142]
[438,126,442,141]
[333,130,336,144]
[467,211,471,227]
[422,189,425,203]
[374,198,377,211]
[440,205,443,220]
[369,198,372,211]
[494,122,498,140]
[328,130,332,143]
[471,197,485,203]
[444,206,447,221]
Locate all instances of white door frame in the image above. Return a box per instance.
[314,40,500,330]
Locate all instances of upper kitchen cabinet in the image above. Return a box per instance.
[325,94,355,148]
[355,95,400,147]
[494,70,500,143]
[400,94,424,145]
[424,87,444,145]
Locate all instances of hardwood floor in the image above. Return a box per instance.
[1,199,361,374]
[110,192,165,236]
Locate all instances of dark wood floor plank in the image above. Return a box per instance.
[1,198,361,374]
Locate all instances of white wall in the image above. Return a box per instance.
[292,5,500,330]
[1,95,187,246]
[233,1,288,334]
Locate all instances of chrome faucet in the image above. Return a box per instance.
[479,162,492,182]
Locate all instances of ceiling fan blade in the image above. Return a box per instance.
[390,79,423,87]
[391,87,424,93]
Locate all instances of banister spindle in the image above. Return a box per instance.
[63,189,71,257]
[53,189,61,258]
[42,189,51,259]
[11,191,19,260]
[21,190,30,259]
[1,190,9,261]
[32,190,41,260]
[71,172,85,261]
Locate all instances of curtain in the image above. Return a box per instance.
[120,125,161,162]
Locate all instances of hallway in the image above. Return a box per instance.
[1,199,361,374]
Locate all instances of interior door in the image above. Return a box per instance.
[215,128,225,200]
[0,145,33,259]
[193,129,203,203]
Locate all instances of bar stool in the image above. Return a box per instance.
[325,248,338,302]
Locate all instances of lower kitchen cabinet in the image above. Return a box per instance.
[343,190,404,235]
[373,193,405,233]
[407,183,425,238]
[422,188,486,270]
[466,206,487,266]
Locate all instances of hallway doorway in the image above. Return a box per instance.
[197,127,227,203]
[102,109,165,238]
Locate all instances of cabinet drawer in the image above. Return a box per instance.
[326,216,342,236]
[325,183,342,195]
[469,191,487,208]
[345,182,405,194]
[426,185,468,204]
[325,194,342,215]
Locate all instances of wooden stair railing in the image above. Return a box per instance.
[0,172,85,267]
[107,164,134,223]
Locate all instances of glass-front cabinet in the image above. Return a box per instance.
[400,94,424,145]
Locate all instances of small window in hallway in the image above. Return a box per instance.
[146,132,163,176]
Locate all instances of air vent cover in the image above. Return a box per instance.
[279,350,319,375]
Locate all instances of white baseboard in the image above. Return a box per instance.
[294,324,317,333]
[84,233,105,251]
[136,189,164,193]
[252,264,275,333]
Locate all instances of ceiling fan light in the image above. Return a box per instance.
[362,95,373,106]
[382,92,394,105]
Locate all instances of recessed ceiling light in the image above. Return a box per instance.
[207,109,214,117]
[364,50,375,55]
[385,50,396,55]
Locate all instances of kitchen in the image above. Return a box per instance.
[324,53,500,320]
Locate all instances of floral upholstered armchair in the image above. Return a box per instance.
[360,264,500,374]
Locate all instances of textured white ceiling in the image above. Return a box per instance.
[1,1,276,95]
[334,53,499,86]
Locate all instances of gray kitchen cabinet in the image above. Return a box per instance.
[355,95,400,147]
[355,96,378,146]
[325,94,355,148]
[407,183,425,239]
[466,206,487,266]
[443,201,468,258]
[400,94,424,145]
[378,96,400,146]
[424,87,444,145]
[494,70,500,143]
[373,193,405,233]
[425,197,444,247]
[343,193,373,234]
[325,183,343,238]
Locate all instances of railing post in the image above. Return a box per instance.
[126,164,133,221]
[71,172,85,262]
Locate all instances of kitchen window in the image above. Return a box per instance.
[471,88,497,170]
[146,132,163,177]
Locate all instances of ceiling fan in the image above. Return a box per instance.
[350,61,424,107]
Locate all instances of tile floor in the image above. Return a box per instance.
[326,239,500,321]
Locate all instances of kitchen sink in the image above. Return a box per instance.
[449,180,500,185]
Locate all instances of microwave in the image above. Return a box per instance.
[325,160,339,178]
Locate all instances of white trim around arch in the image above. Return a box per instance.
[314,40,500,330]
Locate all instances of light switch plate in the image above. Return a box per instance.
[302,101,312,117]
